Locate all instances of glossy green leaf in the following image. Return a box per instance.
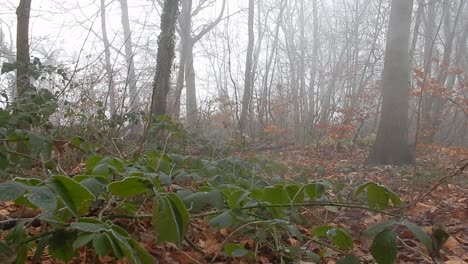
[108,177,152,197]
[370,229,397,264]
[48,175,95,216]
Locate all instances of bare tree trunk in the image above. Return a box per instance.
[420,0,436,143]
[185,42,198,127]
[171,0,191,120]
[119,0,140,113]
[151,0,180,116]
[16,0,32,154]
[430,0,465,142]
[368,0,413,165]
[171,0,226,127]
[100,0,117,116]
[16,0,31,99]
[240,0,255,133]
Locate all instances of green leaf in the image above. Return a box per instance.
[104,232,124,259]
[0,182,27,202]
[209,210,234,229]
[337,255,361,264]
[70,218,108,233]
[0,147,7,170]
[332,228,354,250]
[49,230,76,262]
[108,226,154,264]
[128,239,155,264]
[370,229,397,264]
[28,132,53,158]
[27,186,57,211]
[32,235,50,264]
[78,178,104,198]
[1,62,17,74]
[72,233,95,251]
[367,184,389,210]
[153,193,189,247]
[108,177,152,197]
[262,185,291,204]
[224,243,249,257]
[431,225,450,255]
[312,226,353,250]
[183,192,219,212]
[401,220,432,250]
[304,183,326,199]
[48,175,95,216]
[92,233,112,256]
[362,219,398,237]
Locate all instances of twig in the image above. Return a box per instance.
[407,158,468,208]
[397,237,434,263]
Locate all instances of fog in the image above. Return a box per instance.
[1,0,467,153]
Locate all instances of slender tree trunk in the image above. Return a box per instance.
[16,0,32,154]
[430,0,465,142]
[16,0,31,99]
[100,0,117,116]
[368,0,413,165]
[119,0,140,113]
[151,0,180,116]
[421,0,436,143]
[185,42,198,127]
[240,0,255,133]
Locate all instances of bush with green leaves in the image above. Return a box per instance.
[0,151,446,264]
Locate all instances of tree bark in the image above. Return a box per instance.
[240,0,255,133]
[100,0,117,116]
[151,0,180,116]
[16,0,32,154]
[16,0,31,99]
[119,0,140,113]
[368,0,413,165]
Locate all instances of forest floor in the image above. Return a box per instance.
[1,144,467,263]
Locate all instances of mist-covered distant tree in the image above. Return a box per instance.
[368,0,413,164]
[240,0,255,133]
[100,0,117,116]
[151,0,180,116]
[119,0,140,113]
[171,0,226,127]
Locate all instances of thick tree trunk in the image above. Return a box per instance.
[151,0,179,116]
[368,0,413,165]
[119,0,140,113]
